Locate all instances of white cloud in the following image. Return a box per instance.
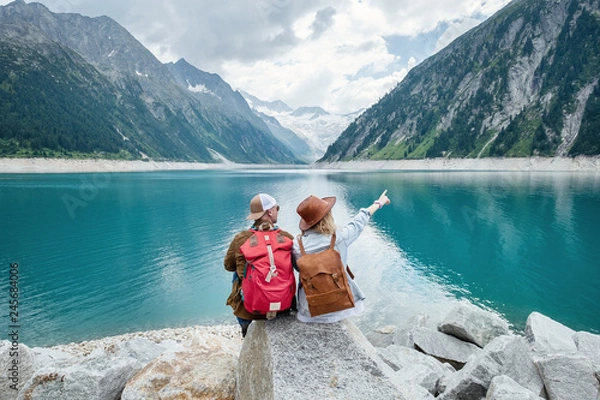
[1,0,511,113]
[434,17,482,53]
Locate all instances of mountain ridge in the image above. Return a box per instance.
[0,0,302,163]
[320,0,600,162]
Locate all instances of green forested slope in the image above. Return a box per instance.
[321,0,600,162]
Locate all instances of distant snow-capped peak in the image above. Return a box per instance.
[240,90,362,160]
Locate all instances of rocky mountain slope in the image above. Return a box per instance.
[320,0,600,162]
[0,0,300,163]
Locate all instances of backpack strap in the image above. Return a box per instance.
[264,233,278,283]
[298,236,306,256]
[329,233,336,249]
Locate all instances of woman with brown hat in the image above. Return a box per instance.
[293,190,391,323]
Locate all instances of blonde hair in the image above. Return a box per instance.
[308,211,336,235]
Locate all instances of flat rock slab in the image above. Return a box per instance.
[486,375,544,400]
[236,315,407,400]
[438,302,510,347]
[573,331,600,370]
[525,312,577,354]
[535,354,600,400]
[412,327,482,369]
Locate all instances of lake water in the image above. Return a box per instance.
[1,169,599,347]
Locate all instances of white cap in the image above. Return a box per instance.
[246,193,277,220]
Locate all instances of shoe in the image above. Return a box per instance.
[241,322,251,338]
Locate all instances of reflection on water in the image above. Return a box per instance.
[1,169,599,346]
[327,170,600,333]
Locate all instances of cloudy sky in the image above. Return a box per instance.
[3,0,511,114]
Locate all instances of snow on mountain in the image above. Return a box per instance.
[240,91,363,161]
[186,80,218,98]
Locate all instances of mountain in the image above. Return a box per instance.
[255,111,314,163]
[320,0,600,162]
[241,91,363,161]
[0,0,300,163]
[291,107,329,118]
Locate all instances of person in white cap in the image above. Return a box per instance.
[224,193,296,336]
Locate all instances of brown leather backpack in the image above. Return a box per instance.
[297,233,355,317]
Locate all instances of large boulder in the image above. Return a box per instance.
[392,314,431,348]
[573,331,600,371]
[121,348,237,400]
[121,330,240,400]
[16,337,175,400]
[411,327,482,369]
[0,341,36,400]
[525,312,577,354]
[438,302,510,348]
[236,315,431,400]
[2,325,242,400]
[534,354,600,400]
[378,345,455,395]
[485,375,544,400]
[17,349,140,400]
[439,335,544,400]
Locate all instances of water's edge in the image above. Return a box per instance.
[1,156,599,173]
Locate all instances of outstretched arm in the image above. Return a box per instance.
[338,190,392,245]
[366,189,391,215]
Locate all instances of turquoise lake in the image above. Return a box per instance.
[1,169,599,347]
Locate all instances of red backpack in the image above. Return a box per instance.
[239,228,295,318]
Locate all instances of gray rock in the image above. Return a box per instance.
[535,354,600,400]
[438,302,510,347]
[525,312,577,354]
[392,314,430,348]
[236,315,425,400]
[366,325,397,348]
[439,335,544,400]
[412,327,483,369]
[379,344,455,373]
[0,340,36,400]
[30,347,75,369]
[486,375,544,400]
[108,337,170,364]
[17,350,140,400]
[573,331,600,371]
[378,345,455,395]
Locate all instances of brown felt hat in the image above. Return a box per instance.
[296,195,336,231]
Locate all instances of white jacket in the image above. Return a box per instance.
[292,209,371,323]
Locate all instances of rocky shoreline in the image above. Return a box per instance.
[2,304,598,399]
[316,156,600,171]
[1,324,243,400]
[0,156,600,173]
